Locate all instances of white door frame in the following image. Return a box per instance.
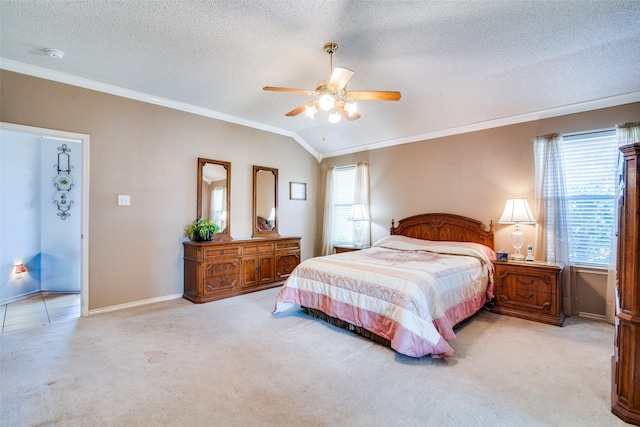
[1,122,90,316]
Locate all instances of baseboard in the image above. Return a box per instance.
[87,293,183,316]
[0,290,41,306]
[578,311,606,321]
[0,290,79,306]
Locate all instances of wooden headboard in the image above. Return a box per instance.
[390,213,494,249]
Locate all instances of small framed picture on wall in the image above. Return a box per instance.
[290,181,306,200]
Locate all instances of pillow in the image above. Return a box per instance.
[373,235,496,262]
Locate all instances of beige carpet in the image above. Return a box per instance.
[0,287,625,426]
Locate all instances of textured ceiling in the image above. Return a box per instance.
[1,1,640,160]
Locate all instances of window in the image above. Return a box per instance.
[560,129,618,266]
[332,165,356,244]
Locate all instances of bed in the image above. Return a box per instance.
[272,213,495,358]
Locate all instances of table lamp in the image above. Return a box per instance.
[348,204,370,247]
[499,198,536,261]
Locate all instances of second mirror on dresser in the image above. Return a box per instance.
[253,165,278,237]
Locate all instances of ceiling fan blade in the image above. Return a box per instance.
[335,105,361,121]
[347,91,401,101]
[285,101,315,117]
[263,86,319,96]
[328,67,354,91]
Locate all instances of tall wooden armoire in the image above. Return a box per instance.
[612,142,640,425]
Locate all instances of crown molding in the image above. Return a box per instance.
[0,58,320,161]
[319,91,640,160]
[3,58,637,163]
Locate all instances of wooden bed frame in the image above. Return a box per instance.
[303,213,495,349]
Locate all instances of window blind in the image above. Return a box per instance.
[560,129,618,266]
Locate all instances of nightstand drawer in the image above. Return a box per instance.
[500,271,554,295]
[334,245,370,253]
[497,283,555,312]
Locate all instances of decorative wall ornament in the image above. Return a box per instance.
[53,144,74,220]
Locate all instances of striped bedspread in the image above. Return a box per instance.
[273,235,495,358]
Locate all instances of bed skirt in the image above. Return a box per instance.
[302,306,392,348]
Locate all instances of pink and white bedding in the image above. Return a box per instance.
[273,235,495,358]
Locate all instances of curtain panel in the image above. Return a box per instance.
[354,162,371,246]
[533,134,578,316]
[321,167,335,256]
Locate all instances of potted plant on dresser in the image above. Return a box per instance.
[186,218,220,242]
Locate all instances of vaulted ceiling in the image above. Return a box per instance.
[2,1,639,160]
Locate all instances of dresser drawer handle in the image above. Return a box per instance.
[516,279,534,286]
[215,266,227,272]
[219,250,225,255]
[216,277,229,283]
[516,292,534,299]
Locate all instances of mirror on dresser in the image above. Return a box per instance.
[197,157,231,241]
[253,165,278,237]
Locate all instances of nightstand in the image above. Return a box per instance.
[334,244,370,254]
[492,260,565,326]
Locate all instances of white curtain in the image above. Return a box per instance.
[321,167,335,256]
[533,134,578,316]
[605,122,640,324]
[353,162,371,246]
[211,186,226,229]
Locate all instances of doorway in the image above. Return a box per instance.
[0,122,89,318]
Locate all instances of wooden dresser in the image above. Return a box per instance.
[183,236,301,303]
[492,260,565,326]
[612,142,640,425]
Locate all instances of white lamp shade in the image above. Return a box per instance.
[328,109,341,123]
[344,102,357,117]
[499,199,536,224]
[304,104,318,118]
[318,94,335,111]
[348,204,370,221]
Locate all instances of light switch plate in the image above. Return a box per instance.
[118,195,131,206]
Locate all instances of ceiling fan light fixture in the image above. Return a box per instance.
[305,104,318,118]
[263,42,400,123]
[318,94,335,111]
[328,109,341,123]
[344,101,357,117]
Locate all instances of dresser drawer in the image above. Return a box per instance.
[203,246,240,259]
[242,243,274,254]
[275,240,300,251]
[203,260,240,295]
[275,253,300,280]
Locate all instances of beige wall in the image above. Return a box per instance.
[322,102,640,317]
[1,70,318,310]
[3,68,638,317]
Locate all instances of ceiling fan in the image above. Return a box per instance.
[263,42,401,123]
